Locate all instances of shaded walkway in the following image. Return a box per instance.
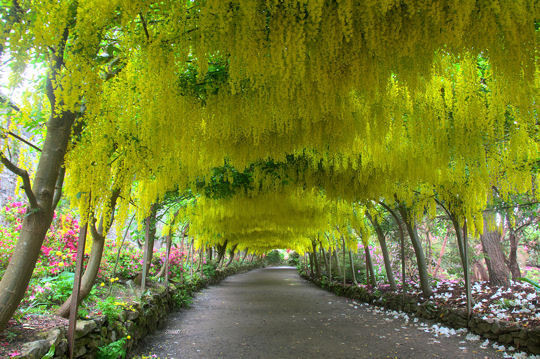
[134,267,504,358]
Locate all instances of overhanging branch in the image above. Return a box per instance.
[0,151,38,209]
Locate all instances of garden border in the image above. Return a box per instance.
[19,263,265,359]
[301,273,540,355]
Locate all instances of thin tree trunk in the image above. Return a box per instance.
[366,212,397,290]
[432,229,450,278]
[226,244,238,267]
[342,237,346,286]
[398,205,433,297]
[321,246,329,276]
[435,199,474,319]
[198,246,204,277]
[463,221,472,319]
[57,190,120,317]
[379,201,406,300]
[138,205,158,288]
[157,234,172,279]
[506,216,522,280]
[180,231,185,283]
[328,246,332,282]
[308,252,315,277]
[348,250,357,285]
[425,228,433,272]
[241,248,248,263]
[333,248,340,276]
[189,238,194,277]
[364,245,376,286]
[312,240,321,278]
[215,240,228,267]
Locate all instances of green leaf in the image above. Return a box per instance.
[41,344,55,359]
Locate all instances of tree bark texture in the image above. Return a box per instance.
[480,212,510,287]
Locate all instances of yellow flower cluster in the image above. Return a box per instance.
[5,1,536,251]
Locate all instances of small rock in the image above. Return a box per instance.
[76,320,97,339]
[21,339,50,359]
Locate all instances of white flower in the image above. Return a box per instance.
[465,333,480,341]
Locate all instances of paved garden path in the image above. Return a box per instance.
[134,267,506,358]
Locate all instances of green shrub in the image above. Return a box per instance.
[173,287,193,308]
[96,297,124,322]
[288,252,300,266]
[265,250,283,264]
[97,338,126,359]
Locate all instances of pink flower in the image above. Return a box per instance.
[8,351,21,357]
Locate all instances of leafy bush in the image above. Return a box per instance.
[287,251,300,266]
[172,287,193,308]
[265,250,283,264]
[202,262,217,277]
[97,338,126,359]
[31,271,74,306]
[96,297,124,322]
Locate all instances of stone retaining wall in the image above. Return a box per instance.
[303,274,540,355]
[20,263,264,358]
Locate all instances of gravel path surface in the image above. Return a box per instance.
[133,267,506,358]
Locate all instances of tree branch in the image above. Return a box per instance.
[51,166,65,210]
[4,131,42,152]
[0,151,38,209]
[139,13,150,41]
[0,93,21,112]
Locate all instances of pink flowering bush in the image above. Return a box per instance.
[100,242,143,281]
[0,200,79,278]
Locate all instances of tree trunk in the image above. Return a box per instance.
[308,252,315,277]
[312,241,320,278]
[342,237,347,286]
[367,213,397,290]
[505,216,522,280]
[480,212,510,286]
[215,240,228,267]
[226,244,238,267]
[58,232,105,317]
[189,238,194,277]
[136,205,158,287]
[180,231,185,282]
[0,38,76,329]
[379,201,406,299]
[348,250,357,285]
[56,190,120,318]
[473,260,489,281]
[398,205,433,297]
[332,249,340,276]
[241,249,248,263]
[157,234,172,279]
[364,245,376,286]
[425,229,433,272]
[432,229,450,278]
[198,246,204,276]
[321,246,329,276]
[438,199,474,320]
